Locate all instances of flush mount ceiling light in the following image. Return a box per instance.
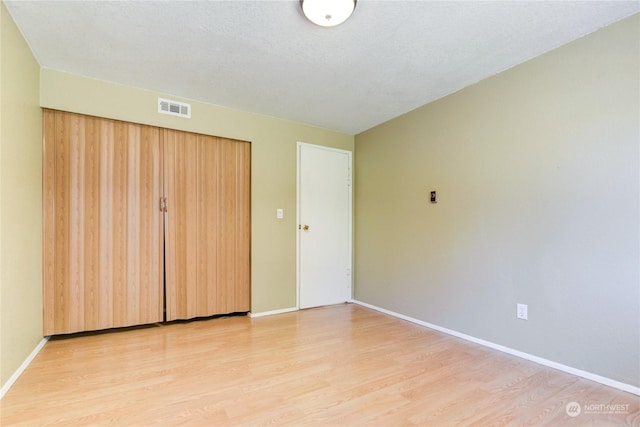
[301,0,357,27]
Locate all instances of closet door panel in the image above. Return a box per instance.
[214,137,250,313]
[111,122,163,327]
[234,141,251,312]
[196,134,219,317]
[47,111,75,333]
[216,138,236,314]
[82,116,102,330]
[42,111,57,332]
[43,110,163,335]
[136,125,163,324]
[164,130,198,320]
[164,131,250,321]
[111,121,129,327]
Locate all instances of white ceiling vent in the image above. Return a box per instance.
[158,98,191,118]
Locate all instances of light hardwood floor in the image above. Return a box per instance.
[1,304,638,426]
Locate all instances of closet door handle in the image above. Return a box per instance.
[164,198,168,212]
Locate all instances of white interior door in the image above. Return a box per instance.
[297,143,352,309]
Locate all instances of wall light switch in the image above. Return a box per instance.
[276,208,284,219]
[517,303,528,320]
[430,191,437,203]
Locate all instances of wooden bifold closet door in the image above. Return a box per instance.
[163,130,251,320]
[43,110,251,335]
[43,110,163,335]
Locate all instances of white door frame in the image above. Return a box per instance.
[296,142,353,309]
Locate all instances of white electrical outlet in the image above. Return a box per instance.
[517,303,528,320]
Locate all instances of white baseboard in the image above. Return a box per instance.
[352,300,640,396]
[248,306,298,318]
[0,337,49,400]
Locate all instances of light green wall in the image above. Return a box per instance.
[0,2,42,386]
[355,14,640,387]
[40,68,354,315]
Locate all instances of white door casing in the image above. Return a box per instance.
[297,142,352,309]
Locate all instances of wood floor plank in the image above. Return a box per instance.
[1,304,638,426]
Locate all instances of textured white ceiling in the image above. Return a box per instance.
[5,1,639,134]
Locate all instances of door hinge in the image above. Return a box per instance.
[160,197,168,212]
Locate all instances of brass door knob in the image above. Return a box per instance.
[302,225,310,231]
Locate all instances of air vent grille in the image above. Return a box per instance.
[158,98,191,118]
